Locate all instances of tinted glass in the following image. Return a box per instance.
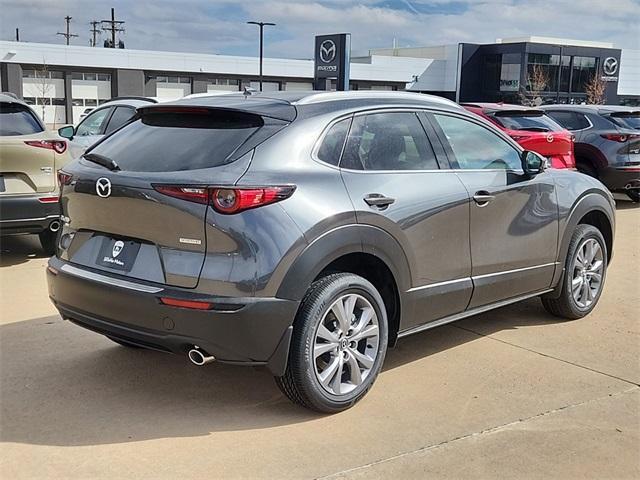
[434,114,521,170]
[546,111,591,130]
[0,103,43,136]
[317,118,350,166]
[76,108,112,137]
[609,114,640,130]
[492,113,564,132]
[342,112,438,171]
[89,110,262,172]
[104,106,136,135]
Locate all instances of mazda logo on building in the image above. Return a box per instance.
[603,57,618,76]
[319,40,337,63]
[96,177,112,198]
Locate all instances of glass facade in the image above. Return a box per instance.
[526,53,571,92]
[571,56,598,93]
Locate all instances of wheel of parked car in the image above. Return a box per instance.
[576,162,598,179]
[38,230,57,256]
[542,225,607,320]
[627,190,640,203]
[275,273,388,413]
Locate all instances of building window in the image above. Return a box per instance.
[526,53,570,92]
[571,56,597,93]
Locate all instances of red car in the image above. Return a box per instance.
[462,103,576,169]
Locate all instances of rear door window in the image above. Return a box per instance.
[88,109,264,172]
[608,113,640,130]
[0,103,44,136]
[341,112,439,171]
[103,106,136,135]
[546,111,591,130]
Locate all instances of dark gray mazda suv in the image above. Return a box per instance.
[48,92,616,412]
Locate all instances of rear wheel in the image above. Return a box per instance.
[576,161,597,178]
[275,273,388,413]
[38,230,56,256]
[542,225,607,319]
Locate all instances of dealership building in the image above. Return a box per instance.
[1,36,638,125]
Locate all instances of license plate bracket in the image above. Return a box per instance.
[96,237,141,272]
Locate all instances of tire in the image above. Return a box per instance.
[275,273,388,413]
[576,161,597,179]
[107,336,143,349]
[542,225,607,320]
[627,190,640,203]
[38,230,57,256]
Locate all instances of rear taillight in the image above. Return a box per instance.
[153,185,295,214]
[509,134,528,142]
[570,134,576,142]
[57,170,73,186]
[24,139,67,154]
[37,196,59,203]
[601,133,639,143]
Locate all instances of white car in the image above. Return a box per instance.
[58,97,158,158]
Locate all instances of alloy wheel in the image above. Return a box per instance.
[571,238,604,309]
[313,294,380,395]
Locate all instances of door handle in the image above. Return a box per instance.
[364,194,395,208]
[473,191,495,207]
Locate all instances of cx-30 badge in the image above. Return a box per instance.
[603,57,618,76]
[96,178,111,198]
[319,40,337,63]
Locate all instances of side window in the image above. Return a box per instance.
[546,111,589,130]
[316,117,350,166]
[433,114,521,171]
[76,108,112,137]
[342,112,439,171]
[104,106,136,135]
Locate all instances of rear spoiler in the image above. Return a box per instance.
[493,109,545,117]
[608,111,640,117]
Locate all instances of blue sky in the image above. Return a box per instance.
[1,0,638,58]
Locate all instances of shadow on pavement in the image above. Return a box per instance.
[0,297,562,447]
[0,234,50,267]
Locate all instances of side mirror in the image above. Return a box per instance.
[521,150,545,176]
[58,125,75,140]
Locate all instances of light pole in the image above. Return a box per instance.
[247,21,276,92]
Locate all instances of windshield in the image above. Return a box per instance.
[492,113,564,132]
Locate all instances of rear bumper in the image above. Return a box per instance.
[0,194,60,234]
[599,166,640,191]
[47,257,299,375]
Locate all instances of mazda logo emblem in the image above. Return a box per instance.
[603,57,618,76]
[319,40,337,64]
[546,134,554,143]
[96,177,111,198]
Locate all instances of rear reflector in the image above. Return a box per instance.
[38,196,60,203]
[160,297,213,310]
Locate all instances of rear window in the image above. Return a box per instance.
[609,113,640,130]
[0,103,44,136]
[491,112,563,132]
[89,109,263,172]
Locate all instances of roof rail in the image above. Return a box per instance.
[107,96,158,103]
[293,91,460,108]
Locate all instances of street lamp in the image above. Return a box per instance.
[247,21,276,92]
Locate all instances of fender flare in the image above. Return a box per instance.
[549,191,615,297]
[276,224,412,302]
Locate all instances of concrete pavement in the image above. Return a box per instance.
[1,200,638,479]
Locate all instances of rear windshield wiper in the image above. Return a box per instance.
[82,153,120,171]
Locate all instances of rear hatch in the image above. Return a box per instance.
[491,110,574,167]
[59,102,294,288]
[606,111,640,164]
[0,101,58,195]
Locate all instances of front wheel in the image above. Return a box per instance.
[542,225,607,319]
[275,273,388,413]
[38,230,57,256]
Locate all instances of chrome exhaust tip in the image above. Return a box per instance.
[188,347,215,366]
[49,220,61,232]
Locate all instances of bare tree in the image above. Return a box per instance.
[520,64,549,107]
[33,61,53,123]
[585,73,606,105]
